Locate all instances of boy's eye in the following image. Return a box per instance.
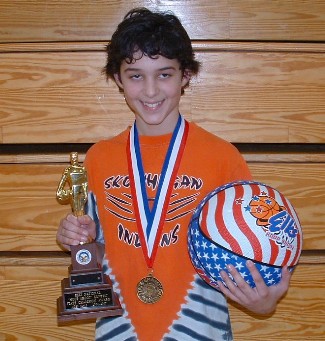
[159,73,171,79]
[131,74,142,80]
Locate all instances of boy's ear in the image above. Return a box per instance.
[181,69,191,87]
[114,73,124,89]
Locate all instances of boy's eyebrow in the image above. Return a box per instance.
[123,66,177,72]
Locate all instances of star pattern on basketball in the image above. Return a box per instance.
[189,231,283,288]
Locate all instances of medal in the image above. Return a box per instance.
[136,272,163,304]
[127,115,189,303]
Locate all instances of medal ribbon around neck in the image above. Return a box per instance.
[127,115,189,268]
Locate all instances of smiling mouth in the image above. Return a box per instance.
[142,100,163,109]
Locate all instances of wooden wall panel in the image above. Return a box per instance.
[0,51,107,89]
[250,162,325,250]
[0,161,323,251]
[194,51,325,143]
[1,47,324,143]
[0,0,324,42]
[228,0,325,41]
[229,264,325,341]
[0,163,68,252]
[0,263,323,340]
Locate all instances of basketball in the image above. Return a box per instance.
[188,180,303,290]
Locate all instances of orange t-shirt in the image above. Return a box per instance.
[85,121,251,341]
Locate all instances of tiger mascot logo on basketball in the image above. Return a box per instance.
[247,193,298,249]
[248,193,285,226]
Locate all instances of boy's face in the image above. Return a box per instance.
[114,52,190,136]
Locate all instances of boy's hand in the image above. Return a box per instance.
[217,260,292,314]
[56,214,96,251]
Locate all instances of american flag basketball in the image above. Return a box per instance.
[188,180,303,289]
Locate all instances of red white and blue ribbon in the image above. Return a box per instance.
[127,115,189,268]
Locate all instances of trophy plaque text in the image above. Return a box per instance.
[56,152,123,322]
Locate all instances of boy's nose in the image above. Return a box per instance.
[144,79,159,98]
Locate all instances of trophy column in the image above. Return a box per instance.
[56,152,123,322]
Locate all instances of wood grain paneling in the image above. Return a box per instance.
[228,0,325,41]
[0,263,323,340]
[194,51,325,143]
[1,47,324,143]
[0,161,323,251]
[229,264,325,341]
[250,162,325,250]
[0,0,324,42]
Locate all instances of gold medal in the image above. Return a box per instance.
[136,273,163,304]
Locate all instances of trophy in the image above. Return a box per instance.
[56,152,123,322]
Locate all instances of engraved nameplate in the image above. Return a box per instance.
[64,288,113,311]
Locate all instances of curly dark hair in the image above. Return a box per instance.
[104,7,200,80]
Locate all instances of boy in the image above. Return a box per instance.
[57,8,291,341]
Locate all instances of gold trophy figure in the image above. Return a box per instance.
[56,152,122,323]
[56,152,88,217]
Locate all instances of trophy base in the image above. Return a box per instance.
[57,275,123,323]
